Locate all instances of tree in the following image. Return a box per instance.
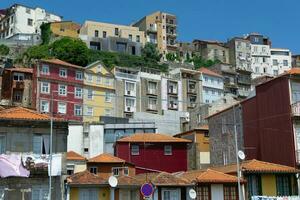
[40,23,52,45]
[50,37,89,66]
[141,43,162,62]
[166,53,176,61]
[0,44,9,55]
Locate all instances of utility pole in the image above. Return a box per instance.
[233,104,242,200]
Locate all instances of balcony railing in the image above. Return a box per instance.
[115,71,138,80]
[291,102,300,116]
[12,80,25,89]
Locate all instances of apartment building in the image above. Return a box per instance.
[270,48,292,75]
[32,59,84,121]
[0,67,32,107]
[177,42,194,62]
[292,55,300,68]
[83,61,115,122]
[198,67,224,104]
[133,11,177,57]
[80,21,145,56]
[0,4,61,39]
[193,40,229,63]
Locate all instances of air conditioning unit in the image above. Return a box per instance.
[126,106,132,112]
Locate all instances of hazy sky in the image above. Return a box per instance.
[1,0,300,54]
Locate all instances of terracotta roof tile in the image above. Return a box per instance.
[117,175,142,186]
[67,151,86,161]
[41,58,83,69]
[285,68,300,75]
[134,172,191,186]
[67,170,107,185]
[117,133,192,143]
[0,107,63,121]
[88,153,126,163]
[212,159,300,174]
[198,67,223,78]
[5,68,33,73]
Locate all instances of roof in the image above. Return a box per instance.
[67,170,107,185]
[179,169,243,184]
[67,151,86,161]
[5,68,33,73]
[198,67,222,78]
[117,175,142,186]
[117,133,192,143]
[173,125,209,138]
[134,172,191,186]
[212,159,300,174]
[285,68,300,75]
[0,107,63,121]
[40,59,83,69]
[88,153,126,163]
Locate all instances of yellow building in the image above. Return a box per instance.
[50,21,81,38]
[132,11,178,57]
[83,61,115,122]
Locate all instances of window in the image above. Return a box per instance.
[57,102,67,114]
[283,60,288,66]
[125,98,135,110]
[148,97,157,110]
[131,144,139,155]
[26,8,31,14]
[90,41,101,50]
[254,37,259,43]
[129,34,132,41]
[162,190,179,200]
[103,31,107,38]
[31,185,48,200]
[253,46,258,52]
[196,186,209,200]
[86,106,93,116]
[224,186,237,200]
[112,168,119,176]
[84,148,89,153]
[79,188,98,200]
[164,145,172,155]
[276,175,291,196]
[262,57,267,63]
[105,108,112,116]
[41,64,49,75]
[41,82,50,94]
[0,135,6,154]
[59,85,67,96]
[40,100,49,113]
[94,30,99,37]
[124,167,129,176]
[115,28,119,36]
[255,67,259,73]
[76,71,83,80]
[148,81,157,94]
[125,81,135,96]
[247,175,261,197]
[87,74,93,82]
[96,76,101,84]
[136,35,140,42]
[59,68,67,78]
[27,18,33,26]
[204,77,208,82]
[87,89,93,99]
[273,59,278,66]
[13,73,24,81]
[67,164,74,175]
[254,57,259,63]
[90,167,97,174]
[74,105,82,116]
[105,92,112,102]
[33,135,50,154]
[273,70,279,76]
[75,87,83,99]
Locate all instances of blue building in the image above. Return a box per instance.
[199,67,224,104]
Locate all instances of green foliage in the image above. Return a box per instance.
[40,23,52,45]
[50,37,89,66]
[23,45,51,60]
[141,43,162,62]
[0,44,9,55]
[166,53,176,61]
[192,55,220,69]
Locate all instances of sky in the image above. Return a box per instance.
[1,0,300,54]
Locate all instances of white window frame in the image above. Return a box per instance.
[86,106,93,116]
[112,167,119,176]
[41,64,49,75]
[75,71,83,80]
[87,89,93,100]
[125,81,136,96]
[58,84,67,96]
[40,82,50,94]
[40,100,49,113]
[74,105,82,116]
[87,74,93,82]
[131,144,139,155]
[75,87,83,99]
[57,102,67,114]
[59,68,67,78]
[105,92,112,102]
[164,145,172,155]
[123,167,129,176]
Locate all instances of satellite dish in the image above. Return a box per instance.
[108,176,118,188]
[238,150,245,160]
[189,189,197,199]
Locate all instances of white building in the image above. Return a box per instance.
[250,43,271,78]
[270,48,292,76]
[0,4,61,39]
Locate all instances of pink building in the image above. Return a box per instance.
[32,59,84,121]
[115,133,191,174]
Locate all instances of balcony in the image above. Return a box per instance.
[147,88,157,95]
[166,31,177,37]
[291,102,300,116]
[147,25,157,33]
[12,80,25,89]
[115,71,138,80]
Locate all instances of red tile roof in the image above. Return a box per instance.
[134,172,191,186]
[88,153,126,163]
[40,58,83,69]
[117,133,192,143]
[67,151,86,161]
[198,67,223,78]
[0,107,63,121]
[5,68,33,73]
[67,170,107,185]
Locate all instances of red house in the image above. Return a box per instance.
[115,133,191,174]
[32,59,84,121]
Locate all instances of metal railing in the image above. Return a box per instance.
[115,71,138,80]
